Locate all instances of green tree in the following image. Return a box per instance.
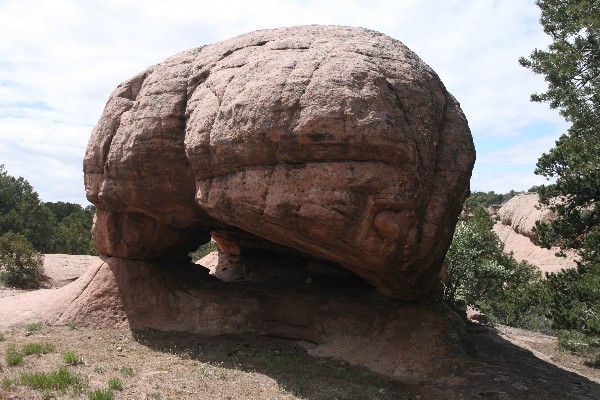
[461,191,519,222]
[520,1,600,336]
[0,231,46,288]
[0,165,56,252]
[46,202,97,255]
[0,166,97,255]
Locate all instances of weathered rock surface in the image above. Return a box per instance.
[495,193,577,273]
[84,25,474,300]
[55,256,472,381]
[497,193,553,240]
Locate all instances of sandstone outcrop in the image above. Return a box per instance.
[494,193,577,273]
[497,192,553,240]
[84,26,475,300]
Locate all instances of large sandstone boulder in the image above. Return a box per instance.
[84,26,475,300]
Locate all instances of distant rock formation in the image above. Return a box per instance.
[84,25,475,300]
[494,193,577,273]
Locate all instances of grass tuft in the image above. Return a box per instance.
[19,366,87,394]
[5,344,24,366]
[88,388,115,400]
[0,332,5,341]
[1,377,17,390]
[94,365,107,374]
[119,366,134,377]
[26,322,42,333]
[21,342,55,356]
[62,351,83,366]
[108,377,123,391]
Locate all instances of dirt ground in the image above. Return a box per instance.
[1,255,600,399]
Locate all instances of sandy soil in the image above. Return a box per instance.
[0,254,97,299]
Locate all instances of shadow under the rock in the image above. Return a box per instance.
[129,325,600,400]
[132,329,418,400]
[100,255,600,399]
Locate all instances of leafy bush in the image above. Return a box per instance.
[558,330,600,352]
[444,205,550,331]
[0,165,56,252]
[0,232,46,288]
[545,263,600,336]
[52,207,97,255]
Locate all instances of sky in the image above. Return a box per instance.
[0,0,568,205]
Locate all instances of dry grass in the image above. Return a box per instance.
[0,325,413,400]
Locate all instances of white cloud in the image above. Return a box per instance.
[471,171,553,194]
[0,0,566,204]
[478,135,560,167]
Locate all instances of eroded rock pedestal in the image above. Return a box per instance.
[78,26,476,380]
[84,25,475,300]
[57,256,470,381]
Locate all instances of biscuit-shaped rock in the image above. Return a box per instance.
[84,26,475,299]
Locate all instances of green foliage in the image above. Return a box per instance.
[585,354,600,368]
[0,166,57,252]
[119,366,134,377]
[62,351,83,366]
[1,377,16,390]
[21,342,55,356]
[108,377,123,391]
[558,330,600,351]
[5,344,24,366]
[0,232,46,288]
[444,206,550,330]
[0,332,4,341]
[5,342,54,366]
[50,203,97,255]
[94,365,107,374]
[519,0,600,345]
[0,165,97,255]
[88,389,115,400]
[545,264,600,335]
[26,322,42,332]
[463,190,519,212]
[189,240,217,262]
[19,366,87,395]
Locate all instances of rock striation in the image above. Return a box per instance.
[84,26,475,300]
[497,192,553,241]
[494,193,577,273]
